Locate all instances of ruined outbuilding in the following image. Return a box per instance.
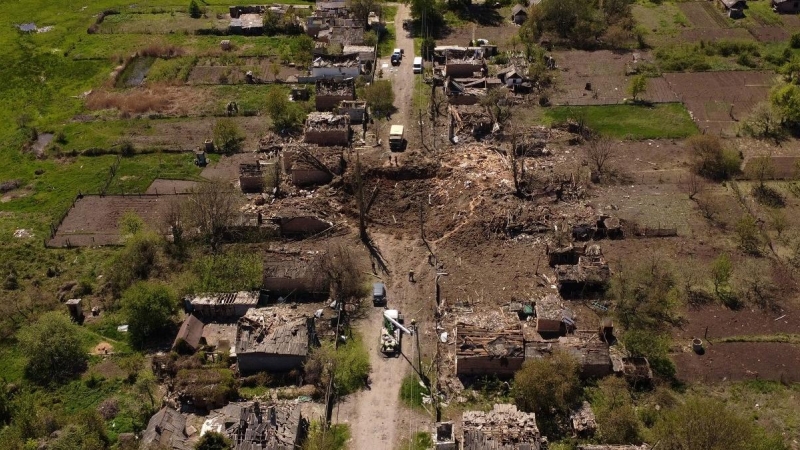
[262,251,329,301]
[554,244,611,297]
[186,291,260,320]
[571,402,598,437]
[533,293,575,335]
[142,407,191,450]
[239,163,266,193]
[201,401,307,450]
[304,112,351,147]
[282,145,344,187]
[558,336,613,378]
[235,307,317,373]
[311,53,360,79]
[434,422,457,450]
[462,404,545,450]
[441,48,486,78]
[315,79,356,111]
[448,104,495,143]
[173,314,205,354]
[455,324,525,377]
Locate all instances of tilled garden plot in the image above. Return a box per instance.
[663,71,773,135]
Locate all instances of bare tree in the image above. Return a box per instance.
[508,126,536,198]
[186,179,243,250]
[585,137,615,177]
[314,243,368,307]
[163,196,186,256]
[684,171,704,201]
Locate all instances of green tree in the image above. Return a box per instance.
[213,118,245,154]
[770,83,800,124]
[196,431,232,450]
[349,0,383,29]
[736,215,762,255]
[121,282,177,349]
[610,257,681,330]
[189,0,202,18]
[710,253,732,300]
[265,86,304,132]
[655,396,784,450]
[513,351,582,419]
[620,329,675,379]
[17,312,88,385]
[628,74,648,101]
[107,230,162,296]
[534,0,606,48]
[407,0,443,29]
[590,377,642,444]
[363,80,395,118]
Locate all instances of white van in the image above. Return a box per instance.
[412,56,423,74]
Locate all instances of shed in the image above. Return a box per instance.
[455,324,525,377]
[719,0,747,17]
[262,251,329,301]
[142,407,190,450]
[511,5,528,25]
[186,291,259,319]
[773,0,800,13]
[201,401,307,449]
[173,314,205,354]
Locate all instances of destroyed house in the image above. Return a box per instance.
[142,407,190,450]
[329,26,365,46]
[229,13,264,35]
[201,401,307,450]
[262,252,329,300]
[555,245,610,297]
[173,314,205,354]
[463,404,544,450]
[533,293,574,335]
[315,79,356,111]
[443,48,486,78]
[498,67,525,86]
[558,337,612,378]
[572,216,623,241]
[311,53,360,79]
[338,100,368,124]
[240,163,266,193]
[186,291,260,319]
[343,45,376,63]
[455,324,525,377]
[282,144,345,186]
[448,104,494,143]
[304,112,351,146]
[235,307,317,373]
[443,77,502,105]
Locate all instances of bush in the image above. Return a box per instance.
[362,79,395,118]
[189,0,202,18]
[736,215,762,255]
[304,333,371,397]
[791,33,800,49]
[18,312,88,385]
[174,368,237,408]
[213,119,244,154]
[107,231,161,296]
[621,329,675,379]
[195,431,232,450]
[688,134,741,181]
[609,258,682,330]
[590,377,643,444]
[513,351,582,428]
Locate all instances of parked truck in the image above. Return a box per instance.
[380,309,413,356]
[389,125,404,151]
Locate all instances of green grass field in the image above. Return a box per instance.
[543,103,699,139]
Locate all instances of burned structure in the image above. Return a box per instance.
[304,112,351,147]
[455,324,525,377]
[553,244,611,297]
[441,48,486,78]
[262,251,329,301]
[201,401,307,450]
[186,291,260,320]
[533,293,575,335]
[443,77,502,105]
[315,79,356,111]
[572,215,623,241]
[235,307,317,373]
[239,163,266,193]
[571,402,598,438]
[338,99,368,124]
[462,404,545,450]
[433,422,457,450]
[282,145,345,187]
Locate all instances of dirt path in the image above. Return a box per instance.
[379,4,416,149]
[335,231,435,449]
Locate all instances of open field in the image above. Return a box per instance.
[543,103,698,139]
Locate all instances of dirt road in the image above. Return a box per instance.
[379,4,417,149]
[334,231,436,449]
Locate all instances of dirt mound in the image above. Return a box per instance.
[93,342,114,355]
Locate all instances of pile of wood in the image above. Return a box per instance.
[463,404,543,449]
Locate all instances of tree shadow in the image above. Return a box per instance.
[454,5,504,27]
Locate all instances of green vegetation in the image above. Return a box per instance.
[304,333,371,397]
[513,351,582,434]
[543,104,697,139]
[363,80,396,118]
[400,373,428,409]
[213,119,245,155]
[588,377,642,445]
[712,333,800,344]
[397,432,434,450]
[689,134,741,181]
[265,85,305,132]
[196,431,232,450]
[18,312,88,385]
[121,282,178,349]
[303,422,350,450]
